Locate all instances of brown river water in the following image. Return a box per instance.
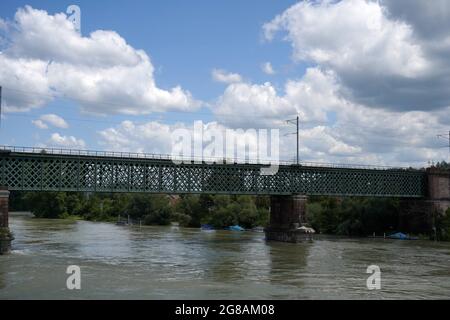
[0,213,449,299]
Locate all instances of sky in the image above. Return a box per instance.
[0,0,450,167]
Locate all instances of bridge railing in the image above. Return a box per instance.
[0,145,415,171]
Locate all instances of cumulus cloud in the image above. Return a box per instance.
[3,2,449,167]
[211,69,243,84]
[32,114,68,129]
[98,120,278,162]
[210,63,449,166]
[381,0,450,40]
[261,62,275,75]
[98,120,175,154]
[263,0,428,76]
[0,55,52,112]
[262,0,450,112]
[0,6,199,114]
[47,133,86,149]
[32,119,48,129]
[213,67,340,128]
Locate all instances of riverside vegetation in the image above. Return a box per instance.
[9,191,450,241]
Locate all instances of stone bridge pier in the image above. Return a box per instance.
[426,169,450,214]
[0,189,12,254]
[399,169,450,234]
[264,194,312,243]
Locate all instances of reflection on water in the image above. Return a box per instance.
[0,215,449,299]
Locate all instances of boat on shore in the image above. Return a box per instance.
[387,232,419,240]
[226,225,245,231]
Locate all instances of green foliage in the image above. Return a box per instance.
[175,194,204,227]
[0,227,13,239]
[123,194,173,225]
[12,189,444,240]
[307,197,400,236]
[198,195,268,229]
[23,192,67,218]
[17,191,270,229]
[9,191,28,211]
[436,208,450,241]
[171,212,192,227]
[433,161,450,171]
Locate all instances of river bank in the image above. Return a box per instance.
[8,211,438,243]
[11,192,450,241]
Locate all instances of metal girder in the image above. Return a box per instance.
[0,152,426,197]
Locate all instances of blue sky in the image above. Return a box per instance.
[0,0,301,149]
[1,0,450,166]
[0,0,301,99]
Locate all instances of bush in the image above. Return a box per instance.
[171,212,192,227]
[175,195,204,227]
[128,195,173,225]
[307,197,401,236]
[436,208,450,241]
[23,192,67,218]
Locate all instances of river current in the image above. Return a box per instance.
[1,213,449,299]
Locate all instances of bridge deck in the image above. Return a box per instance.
[0,149,426,197]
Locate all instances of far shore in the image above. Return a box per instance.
[9,211,33,216]
[8,211,433,241]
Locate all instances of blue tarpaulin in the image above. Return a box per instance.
[226,225,245,231]
[387,232,408,239]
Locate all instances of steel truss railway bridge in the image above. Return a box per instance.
[0,146,449,250]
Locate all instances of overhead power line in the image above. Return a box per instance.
[437,131,450,161]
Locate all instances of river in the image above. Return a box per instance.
[0,213,449,299]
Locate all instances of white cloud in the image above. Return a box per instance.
[263,0,428,78]
[212,68,242,84]
[47,133,85,149]
[98,120,267,162]
[211,63,450,166]
[32,114,68,129]
[0,6,199,114]
[92,0,450,167]
[300,126,361,156]
[213,67,339,128]
[41,114,68,128]
[0,56,52,112]
[261,62,275,75]
[262,0,450,111]
[230,0,450,166]
[32,119,48,129]
[98,120,175,154]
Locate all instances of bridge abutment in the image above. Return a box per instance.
[399,169,450,235]
[265,194,313,243]
[0,189,12,254]
[426,169,450,214]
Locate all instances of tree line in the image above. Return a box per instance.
[10,192,270,229]
[9,191,450,240]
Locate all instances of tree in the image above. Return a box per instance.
[436,208,450,241]
[175,195,202,227]
[65,193,83,216]
[23,192,67,218]
[127,194,173,225]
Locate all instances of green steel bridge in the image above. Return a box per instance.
[0,146,426,197]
